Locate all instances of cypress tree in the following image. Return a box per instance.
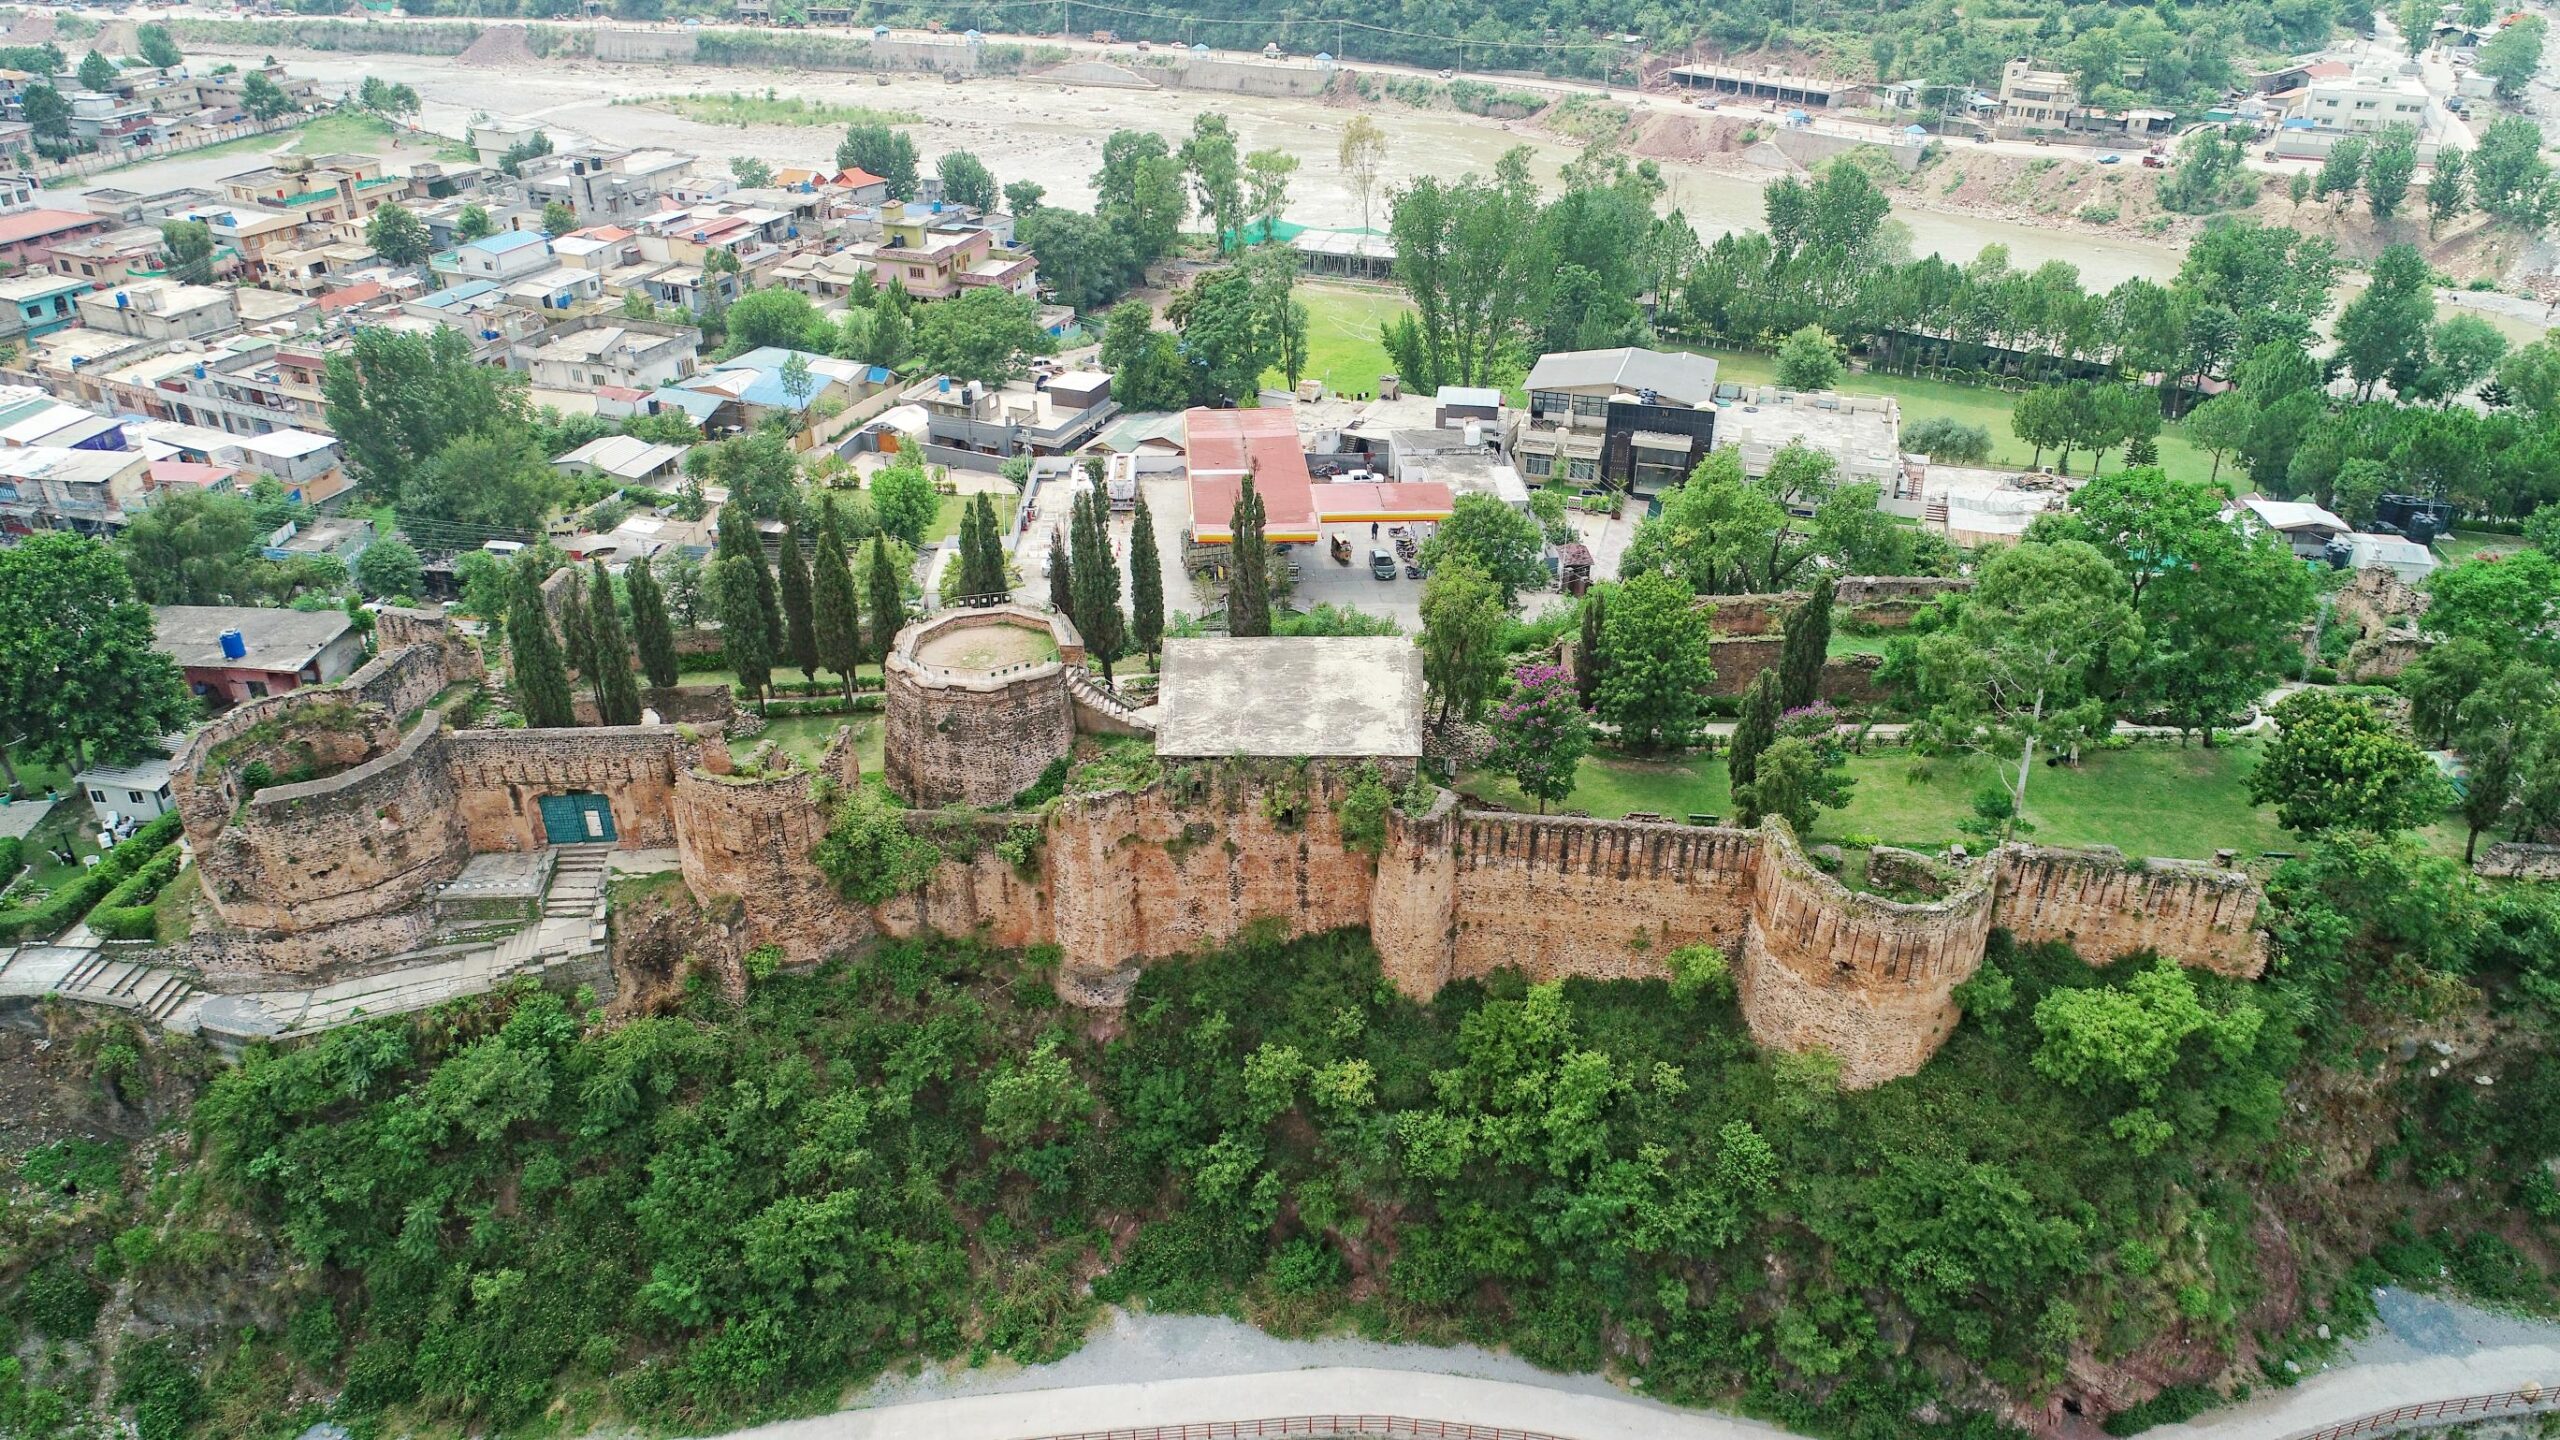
[1069,488,1126,685]
[505,556,575,729]
[556,571,600,709]
[812,498,863,695]
[1730,669,1781,794]
[970,492,1009,599]
[717,504,785,663]
[1777,575,1833,712]
[716,551,774,706]
[627,554,680,690]
[588,558,643,726]
[1227,473,1270,637]
[864,533,905,664]
[777,516,819,683]
[1129,487,1164,662]
[1576,587,1608,708]
[1046,526,1073,615]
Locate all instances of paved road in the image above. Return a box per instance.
[696,1298,2560,1440]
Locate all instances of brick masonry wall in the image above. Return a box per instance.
[877,809,1052,954]
[444,726,691,853]
[1989,846,2268,978]
[1703,637,1889,703]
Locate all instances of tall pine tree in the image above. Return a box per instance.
[1227,473,1271,637]
[1129,488,1164,663]
[1730,670,1781,793]
[1047,526,1073,615]
[1576,588,1608,708]
[587,558,643,726]
[1777,575,1833,711]
[627,554,680,689]
[865,533,905,663]
[812,498,863,695]
[1069,487,1127,685]
[777,517,820,683]
[968,492,1009,600]
[506,556,576,729]
[716,504,783,667]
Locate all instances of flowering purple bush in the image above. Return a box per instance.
[1486,663,1592,813]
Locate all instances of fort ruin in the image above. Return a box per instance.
[168,601,2268,1086]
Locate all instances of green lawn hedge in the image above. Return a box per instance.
[87,846,187,942]
[0,812,181,943]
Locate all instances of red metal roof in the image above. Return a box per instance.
[1186,405,1318,542]
[317,279,384,311]
[0,208,103,245]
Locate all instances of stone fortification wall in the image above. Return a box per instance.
[374,607,484,691]
[445,727,691,853]
[194,716,472,935]
[2479,842,2560,880]
[340,640,451,720]
[1989,846,2267,978]
[876,810,1052,954]
[172,689,400,847]
[1704,637,1890,703]
[674,765,874,960]
[1736,828,1999,1087]
[1429,811,1761,989]
[1046,765,1382,1004]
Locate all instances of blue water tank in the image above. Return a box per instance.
[114,291,128,308]
[218,628,247,660]
[192,363,206,379]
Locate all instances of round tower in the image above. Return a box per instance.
[881,604,1083,808]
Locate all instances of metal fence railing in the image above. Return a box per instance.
[2280,1383,2559,1440]
[1001,1387,2560,1440]
[1021,1421,1582,1440]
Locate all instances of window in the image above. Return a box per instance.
[1570,394,1608,419]
[127,790,143,804]
[1568,458,1597,481]
[89,788,105,803]
[245,680,269,698]
[1520,452,1552,477]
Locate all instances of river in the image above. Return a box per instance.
[133,44,2192,291]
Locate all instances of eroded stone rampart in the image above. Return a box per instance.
[176,603,2270,1085]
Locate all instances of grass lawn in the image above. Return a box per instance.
[1460,740,2332,861]
[732,714,883,776]
[925,492,1018,545]
[632,93,920,128]
[1679,345,2232,491]
[6,800,106,905]
[683,665,884,695]
[1267,283,1414,399]
[2438,529,2527,562]
[288,111,404,155]
[151,862,196,947]
[1826,631,1891,658]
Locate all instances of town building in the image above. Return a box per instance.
[0,206,112,268]
[1508,347,1720,493]
[845,201,1036,302]
[151,604,365,709]
[76,750,176,823]
[524,318,702,397]
[77,278,240,341]
[552,433,692,486]
[909,370,1119,459]
[47,225,183,288]
[0,273,94,341]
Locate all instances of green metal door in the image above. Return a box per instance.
[537,792,616,845]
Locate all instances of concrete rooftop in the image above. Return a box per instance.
[1154,637,1425,760]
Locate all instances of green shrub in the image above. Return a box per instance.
[20,1259,102,1340]
[0,813,180,943]
[89,846,185,941]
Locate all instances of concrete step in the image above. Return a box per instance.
[143,976,194,1023]
[79,959,137,998]
[60,949,111,992]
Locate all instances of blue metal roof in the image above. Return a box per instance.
[468,229,549,256]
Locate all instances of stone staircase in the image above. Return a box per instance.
[1065,667,1154,737]
[9,845,625,1051]
[544,845,610,920]
[1924,496,1950,526]
[0,945,201,1030]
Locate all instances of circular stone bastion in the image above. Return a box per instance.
[882,604,1084,808]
